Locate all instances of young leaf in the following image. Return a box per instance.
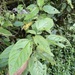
[33,35,54,56]
[43,5,60,14]
[22,22,33,30]
[0,27,12,36]
[0,45,14,59]
[29,57,47,75]
[37,0,44,7]
[25,6,39,20]
[9,39,32,75]
[34,18,54,32]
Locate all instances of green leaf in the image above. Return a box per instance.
[29,57,47,75]
[0,16,4,25]
[22,67,28,75]
[43,5,60,14]
[27,30,36,34]
[67,0,74,9]
[9,39,32,75]
[3,20,12,27]
[46,35,71,48]
[0,58,8,67]
[25,6,39,20]
[27,4,37,11]
[0,27,12,36]
[34,18,54,32]
[16,14,25,20]
[9,14,15,20]
[13,21,24,27]
[37,0,44,7]
[0,45,14,59]
[36,50,56,65]
[33,35,54,56]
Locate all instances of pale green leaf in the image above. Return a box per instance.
[0,16,4,25]
[34,18,54,32]
[22,68,28,75]
[29,57,47,75]
[43,5,60,14]
[3,20,13,27]
[46,35,71,47]
[9,14,15,20]
[0,45,14,59]
[27,30,36,34]
[0,27,12,36]
[33,35,54,56]
[67,0,74,9]
[9,39,32,75]
[37,0,44,7]
[27,4,37,11]
[25,6,39,20]
[36,50,56,65]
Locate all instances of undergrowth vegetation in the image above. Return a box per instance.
[0,0,75,75]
